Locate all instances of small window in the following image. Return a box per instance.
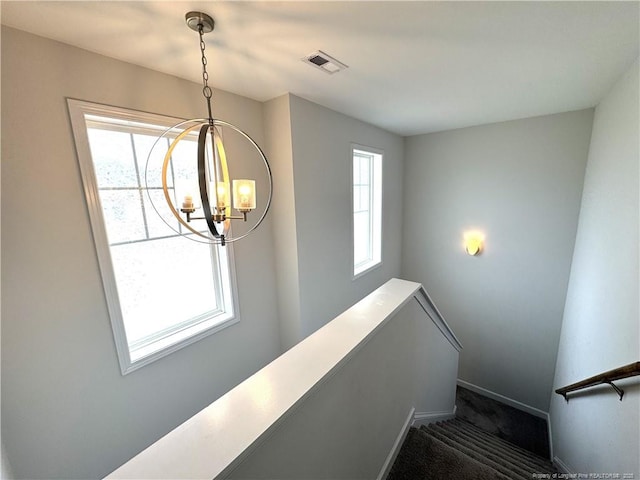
[68,99,239,374]
[352,145,382,278]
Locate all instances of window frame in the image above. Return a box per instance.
[67,98,240,375]
[351,143,383,279]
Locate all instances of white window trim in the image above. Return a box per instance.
[351,143,383,280]
[67,98,240,375]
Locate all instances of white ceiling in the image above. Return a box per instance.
[1,1,638,136]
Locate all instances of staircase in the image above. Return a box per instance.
[388,418,556,479]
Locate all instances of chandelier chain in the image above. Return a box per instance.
[197,24,214,122]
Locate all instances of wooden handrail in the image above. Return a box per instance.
[555,361,640,402]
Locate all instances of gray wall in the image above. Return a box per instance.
[549,59,639,475]
[1,27,281,479]
[263,93,406,351]
[1,442,13,480]
[401,109,594,412]
[287,95,405,344]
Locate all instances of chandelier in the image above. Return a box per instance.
[145,11,272,246]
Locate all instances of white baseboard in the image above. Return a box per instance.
[547,413,554,461]
[457,379,548,419]
[412,408,457,427]
[377,407,415,480]
[553,456,573,474]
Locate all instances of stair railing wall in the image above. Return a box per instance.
[106,278,461,480]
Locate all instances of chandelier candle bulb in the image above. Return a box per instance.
[216,182,229,210]
[233,179,256,211]
[182,195,194,209]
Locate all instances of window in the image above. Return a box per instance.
[352,145,382,278]
[68,99,238,374]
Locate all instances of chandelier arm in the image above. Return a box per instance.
[197,124,223,241]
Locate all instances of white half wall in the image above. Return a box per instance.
[401,109,594,412]
[105,280,460,479]
[227,286,460,479]
[1,27,281,479]
[549,58,639,476]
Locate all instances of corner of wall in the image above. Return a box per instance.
[262,94,303,351]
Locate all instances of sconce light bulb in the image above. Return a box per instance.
[464,231,484,256]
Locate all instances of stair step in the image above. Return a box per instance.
[388,427,513,480]
[388,418,557,480]
[430,424,550,476]
[422,424,532,479]
[452,418,553,466]
[446,419,554,471]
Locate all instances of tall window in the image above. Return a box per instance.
[68,99,238,374]
[352,145,382,278]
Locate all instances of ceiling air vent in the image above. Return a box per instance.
[302,50,348,74]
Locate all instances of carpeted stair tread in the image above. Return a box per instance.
[427,422,549,477]
[452,418,554,466]
[421,424,532,479]
[452,418,550,463]
[443,420,554,472]
[435,421,555,473]
[454,419,552,469]
[426,422,534,478]
[389,418,558,479]
[387,427,512,480]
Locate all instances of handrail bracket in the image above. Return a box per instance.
[603,379,624,401]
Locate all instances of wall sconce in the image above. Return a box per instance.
[464,231,484,256]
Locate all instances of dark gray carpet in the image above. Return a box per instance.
[455,386,550,458]
[387,421,556,480]
[387,426,512,480]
